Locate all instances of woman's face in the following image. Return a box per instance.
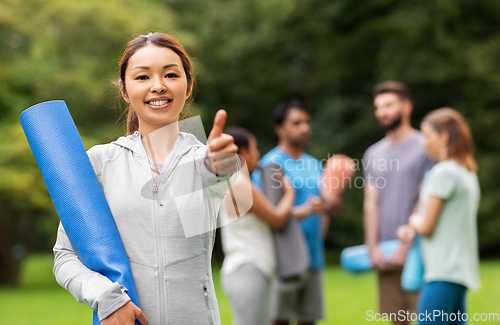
[241,136,260,173]
[122,44,189,133]
[421,122,446,160]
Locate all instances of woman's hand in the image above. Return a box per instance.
[292,195,323,220]
[396,225,416,243]
[309,196,324,214]
[205,110,239,176]
[280,174,295,196]
[101,301,148,325]
[408,213,423,230]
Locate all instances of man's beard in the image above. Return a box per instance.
[289,135,310,149]
[379,114,402,132]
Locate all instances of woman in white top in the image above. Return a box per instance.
[397,108,480,325]
[220,127,295,325]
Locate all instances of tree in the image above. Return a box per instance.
[168,0,500,252]
[0,0,194,285]
[0,123,54,285]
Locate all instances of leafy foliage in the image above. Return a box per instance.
[173,0,500,251]
[1,0,500,284]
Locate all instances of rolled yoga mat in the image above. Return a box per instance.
[340,239,401,274]
[20,100,140,325]
[401,235,424,292]
[259,164,310,280]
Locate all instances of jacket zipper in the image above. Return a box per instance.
[141,143,168,323]
[203,281,215,325]
[153,186,167,324]
[140,135,199,324]
[145,144,187,324]
[148,168,167,324]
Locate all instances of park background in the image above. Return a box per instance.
[0,0,499,323]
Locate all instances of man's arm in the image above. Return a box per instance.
[389,181,426,269]
[363,182,386,270]
[411,182,423,214]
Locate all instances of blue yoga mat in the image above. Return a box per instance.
[340,239,401,274]
[401,235,424,292]
[20,100,140,325]
[341,237,424,292]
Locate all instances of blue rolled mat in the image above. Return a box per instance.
[20,100,140,325]
[401,235,424,292]
[340,239,401,274]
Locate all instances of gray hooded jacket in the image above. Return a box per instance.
[53,131,238,325]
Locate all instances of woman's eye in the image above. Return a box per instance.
[135,75,148,80]
[166,73,178,78]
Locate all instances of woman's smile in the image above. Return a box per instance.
[146,97,173,110]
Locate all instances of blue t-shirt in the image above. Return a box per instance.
[252,146,324,270]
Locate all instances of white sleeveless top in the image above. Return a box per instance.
[220,205,276,279]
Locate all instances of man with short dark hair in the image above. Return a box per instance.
[363,81,436,325]
[252,98,340,325]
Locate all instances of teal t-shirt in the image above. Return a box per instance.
[420,159,481,290]
[252,146,324,270]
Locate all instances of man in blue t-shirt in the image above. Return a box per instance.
[252,98,341,325]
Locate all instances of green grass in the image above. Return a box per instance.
[1,254,499,324]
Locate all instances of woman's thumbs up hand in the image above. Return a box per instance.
[205,109,239,176]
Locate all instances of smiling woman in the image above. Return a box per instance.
[52,32,239,325]
[121,45,189,136]
[118,33,194,136]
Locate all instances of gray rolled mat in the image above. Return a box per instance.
[19,100,140,325]
[259,164,310,280]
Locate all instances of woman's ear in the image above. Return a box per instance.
[119,80,130,103]
[186,80,193,100]
[440,130,450,147]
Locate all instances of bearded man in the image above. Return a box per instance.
[363,81,436,325]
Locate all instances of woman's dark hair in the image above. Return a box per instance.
[119,32,195,135]
[271,98,307,136]
[422,108,477,171]
[224,127,253,153]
